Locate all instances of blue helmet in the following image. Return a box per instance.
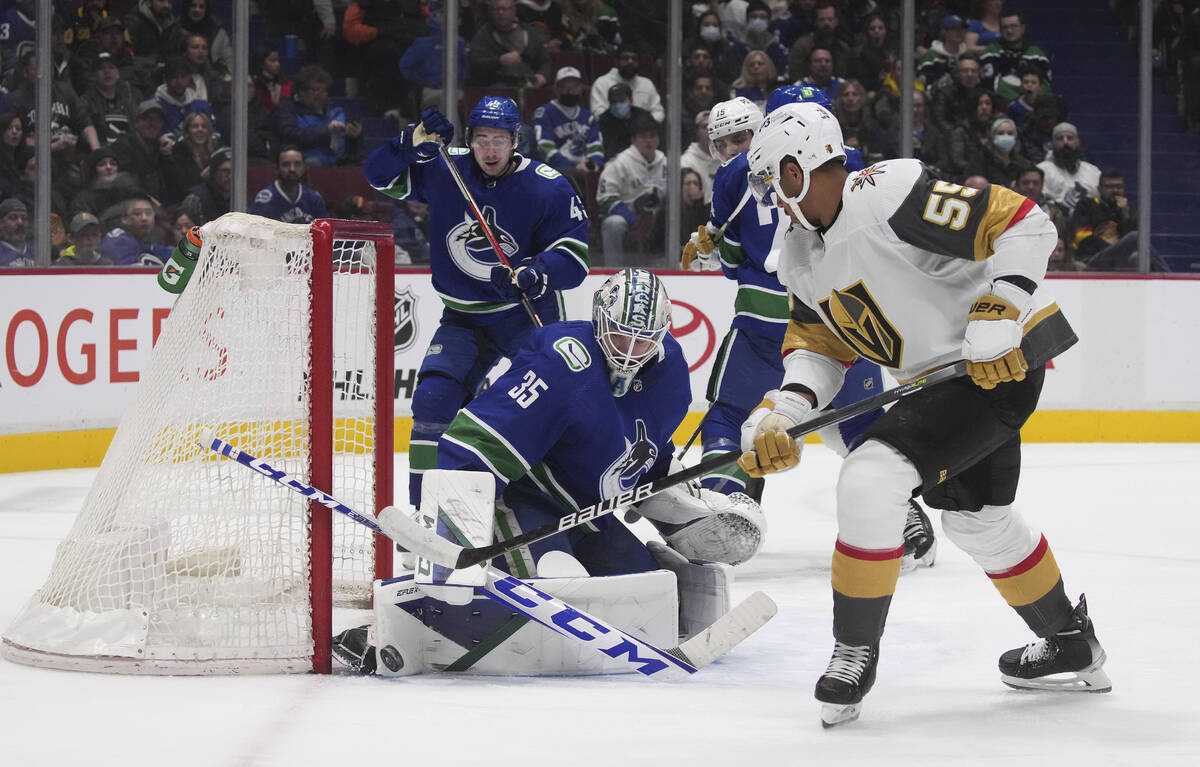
[765,84,833,114]
[468,96,522,133]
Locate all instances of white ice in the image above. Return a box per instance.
[2,444,1198,766]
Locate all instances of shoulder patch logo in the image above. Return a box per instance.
[446,205,519,281]
[535,164,561,180]
[818,280,903,368]
[552,337,591,372]
[850,163,887,192]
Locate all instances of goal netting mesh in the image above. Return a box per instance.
[2,213,393,674]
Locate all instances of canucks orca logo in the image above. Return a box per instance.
[598,419,658,498]
[446,205,519,281]
[393,286,418,352]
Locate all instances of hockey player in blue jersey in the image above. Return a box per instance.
[364,96,591,508]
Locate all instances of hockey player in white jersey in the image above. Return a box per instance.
[738,102,1111,726]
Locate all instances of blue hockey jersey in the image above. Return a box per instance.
[98,229,172,266]
[437,321,690,512]
[711,153,789,341]
[532,101,604,170]
[365,145,590,322]
[248,181,328,225]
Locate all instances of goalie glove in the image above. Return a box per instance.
[157,225,202,294]
[962,279,1033,389]
[737,389,813,478]
[681,223,721,271]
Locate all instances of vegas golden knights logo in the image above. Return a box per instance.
[818,281,903,368]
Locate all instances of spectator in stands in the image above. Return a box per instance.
[532,66,605,194]
[0,113,27,182]
[1068,167,1144,270]
[154,56,216,139]
[907,89,950,171]
[1017,92,1060,164]
[966,115,1030,188]
[731,50,779,110]
[597,82,654,159]
[686,10,744,85]
[180,0,232,76]
[343,0,427,114]
[163,111,221,206]
[0,0,36,70]
[554,0,621,53]
[598,113,667,266]
[1046,236,1086,272]
[468,0,552,88]
[111,100,168,203]
[979,11,1052,103]
[680,167,710,241]
[946,90,995,182]
[274,65,363,168]
[69,146,145,229]
[171,210,196,242]
[931,54,983,132]
[917,14,969,90]
[390,199,430,264]
[69,0,112,51]
[680,73,720,144]
[1014,165,1069,242]
[965,0,1004,54]
[0,198,33,268]
[787,1,851,83]
[123,0,185,64]
[591,45,665,121]
[732,2,789,79]
[797,46,845,101]
[82,52,139,147]
[179,146,232,226]
[845,12,894,98]
[833,79,874,157]
[1037,122,1101,215]
[99,195,171,265]
[76,16,149,98]
[681,110,719,203]
[252,47,292,111]
[1006,65,1049,123]
[183,33,230,108]
[399,2,466,112]
[9,50,100,191]
[249,145,328,225]
[56,212,113,266]
[684,43,731,98]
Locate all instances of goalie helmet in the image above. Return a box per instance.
[707,96,763,161]
[592,268,671,398]
[746,101,846,232]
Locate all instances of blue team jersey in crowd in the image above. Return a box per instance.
[98,229,173,266]
[437,321,690,512]
[532,101,605,169]
[365,146,590,322]
[248,182,328,224]
[711,153,789,341]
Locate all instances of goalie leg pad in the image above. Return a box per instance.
[648,540,732,641]
[415,469,494,597]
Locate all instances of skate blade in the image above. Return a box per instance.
[900,540,937,574]
[820,702,862,728]
[1001,657,1112,693]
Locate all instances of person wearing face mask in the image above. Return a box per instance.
[686,10,744,84]
[1036,122,1100,215]
[589,44,665,121]
[532,67,605,193]
[598,82,658,159]
[967,116,1030,188]
[729,1,789,77]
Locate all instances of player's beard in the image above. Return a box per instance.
[1052,146,1081,173]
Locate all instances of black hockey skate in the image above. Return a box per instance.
[815,641,879,728]
[999,594,1111,692]
[900,500,936,572]
[331,625,377,675]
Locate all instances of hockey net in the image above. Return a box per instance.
[2,214,395,674]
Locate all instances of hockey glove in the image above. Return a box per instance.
[962,279,1033,389]
[490,258,548,300]
[737,389,813,478]
[681,223,720,271]
[409,107,453,162]
[157,226,203,295]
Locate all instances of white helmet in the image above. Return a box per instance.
[746,101,846,231]
[707,96,763,161]
[592,268,672,397]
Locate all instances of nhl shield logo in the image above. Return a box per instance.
[446,205,519,281]
[818,281,904,368]
[394,286,418,352]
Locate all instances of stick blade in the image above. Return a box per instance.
[377,506,463,568]
[673,590,777,669]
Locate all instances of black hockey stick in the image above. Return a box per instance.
[439,146,543,328]
[390,361,970,570]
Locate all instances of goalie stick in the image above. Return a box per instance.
[202,435,777,679]
[384,361,970,570]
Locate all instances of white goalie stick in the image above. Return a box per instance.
[202,435,777,679]
[386,361,970,570]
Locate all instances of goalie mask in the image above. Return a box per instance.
[746,102,845,231]
[593,268,671,398]
[707,96,763,162]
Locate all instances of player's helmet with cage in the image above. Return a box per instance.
[764,84,833,114]
[747,102,846,232]
[592,268,672,398]
[707,96,764,162]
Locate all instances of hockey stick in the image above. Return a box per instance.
[675,406,710,461]
[202,435,777,679]
[439,146,542,328]
[387,360,970,570]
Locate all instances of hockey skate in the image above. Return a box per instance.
[331,625,377,675]
[999,594,1112,692]
[900,500,936,572]
[814,641,879,728]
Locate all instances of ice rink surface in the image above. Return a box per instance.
[2,443,1198,766]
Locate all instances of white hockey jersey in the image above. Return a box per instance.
[776,158,1076,402]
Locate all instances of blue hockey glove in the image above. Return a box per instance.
[490,259,548,300]
[410,107,453,161]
